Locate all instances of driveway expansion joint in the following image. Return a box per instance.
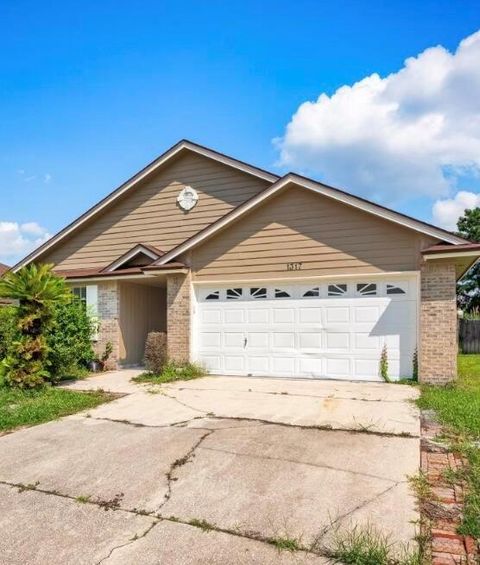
[207,415,419,438]
[174,385,410,404]
[86,410,418,437]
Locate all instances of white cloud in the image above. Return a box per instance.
[276,30,480,204]
[432,191,480,230]
[0,221,51,265]
[16,170,52,185]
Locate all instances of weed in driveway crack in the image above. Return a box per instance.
[158,429,215,512]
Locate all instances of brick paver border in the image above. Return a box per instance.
[420,411,478,564]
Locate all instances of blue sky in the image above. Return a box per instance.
[1,1,480,264]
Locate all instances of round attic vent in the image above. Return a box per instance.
[177,186,199,211]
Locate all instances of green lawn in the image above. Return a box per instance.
[417,354,480,437]
[0,387,113,433]
[417,354,480,539]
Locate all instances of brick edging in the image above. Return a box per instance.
[420,410,479,564]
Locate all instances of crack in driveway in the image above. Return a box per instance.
[158,429,215,513]
[173,385,412,404]
[198,445,406,484]
[95,519,159,565]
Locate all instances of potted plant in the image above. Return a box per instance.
[88,341,113,372]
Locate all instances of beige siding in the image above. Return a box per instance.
[119,282,166,365]
[42,152,270,270]
[191,186,439,280]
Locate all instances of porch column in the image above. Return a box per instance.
[420,261,457,384]
[166,272,191,362]
[95,281,121,369]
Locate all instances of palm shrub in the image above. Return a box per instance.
[0,306,19,360]
[0,264,70,388]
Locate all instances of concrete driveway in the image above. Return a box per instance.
[0,372,420,564]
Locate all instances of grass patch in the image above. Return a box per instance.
[417,355,480,437]
[188,518,215,532]
[408,471,433,503]
[132,362,207,385]
[0,386,113,432]
[323,524,422,565]
[416,353,480,539]
[268,536,302,552]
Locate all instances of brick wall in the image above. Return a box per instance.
[166,272,191,362]
[420,261,457,384]
[94,281,120,370]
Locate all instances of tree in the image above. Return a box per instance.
[456,207,480,312]
[0,264,70,388]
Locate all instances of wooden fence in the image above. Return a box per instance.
[459,319,480,353]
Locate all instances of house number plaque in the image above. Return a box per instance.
[286,262,303,271]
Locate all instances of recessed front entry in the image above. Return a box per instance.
[194,276,418,380]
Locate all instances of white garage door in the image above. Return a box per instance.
[194,277,418,381]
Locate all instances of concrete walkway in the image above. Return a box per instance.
[0,372,420,564]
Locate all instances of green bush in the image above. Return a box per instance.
[0,306,19,360]
[46,300,95,382]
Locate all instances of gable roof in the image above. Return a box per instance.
[102,243,165,273]
[12,140,468,273]
[0,263,9,277]
[12,140,279,272]
[153,173,468,267]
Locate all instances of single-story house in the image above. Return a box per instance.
[12,141,480,383]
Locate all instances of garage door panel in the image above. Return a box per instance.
[201,309,222,324]
[246,356,270,374]
[299,357,323,376]
[354,359,379,378]
[248,309,269,324]
[325,307,350,323]
[354,333,381,351]
[326,332,350,350]
[248,332,269,348]
[273,333,295,349]
[196,276,417,381]
[225,356,245,372]
[273,308,295,324]
[299,308,322,323]
[354,305,382,323]
[224,332,245,348]
[200,332,222,348]
[325,357,351,378]
[224,309,245,324]
[298,332,322,349]
[202,355,222,372]
[272,357,295,374]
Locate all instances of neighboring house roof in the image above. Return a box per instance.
[153,173,468,267]
[11,140,469,274]
[422,242,480,259]
[0,263,9,276]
